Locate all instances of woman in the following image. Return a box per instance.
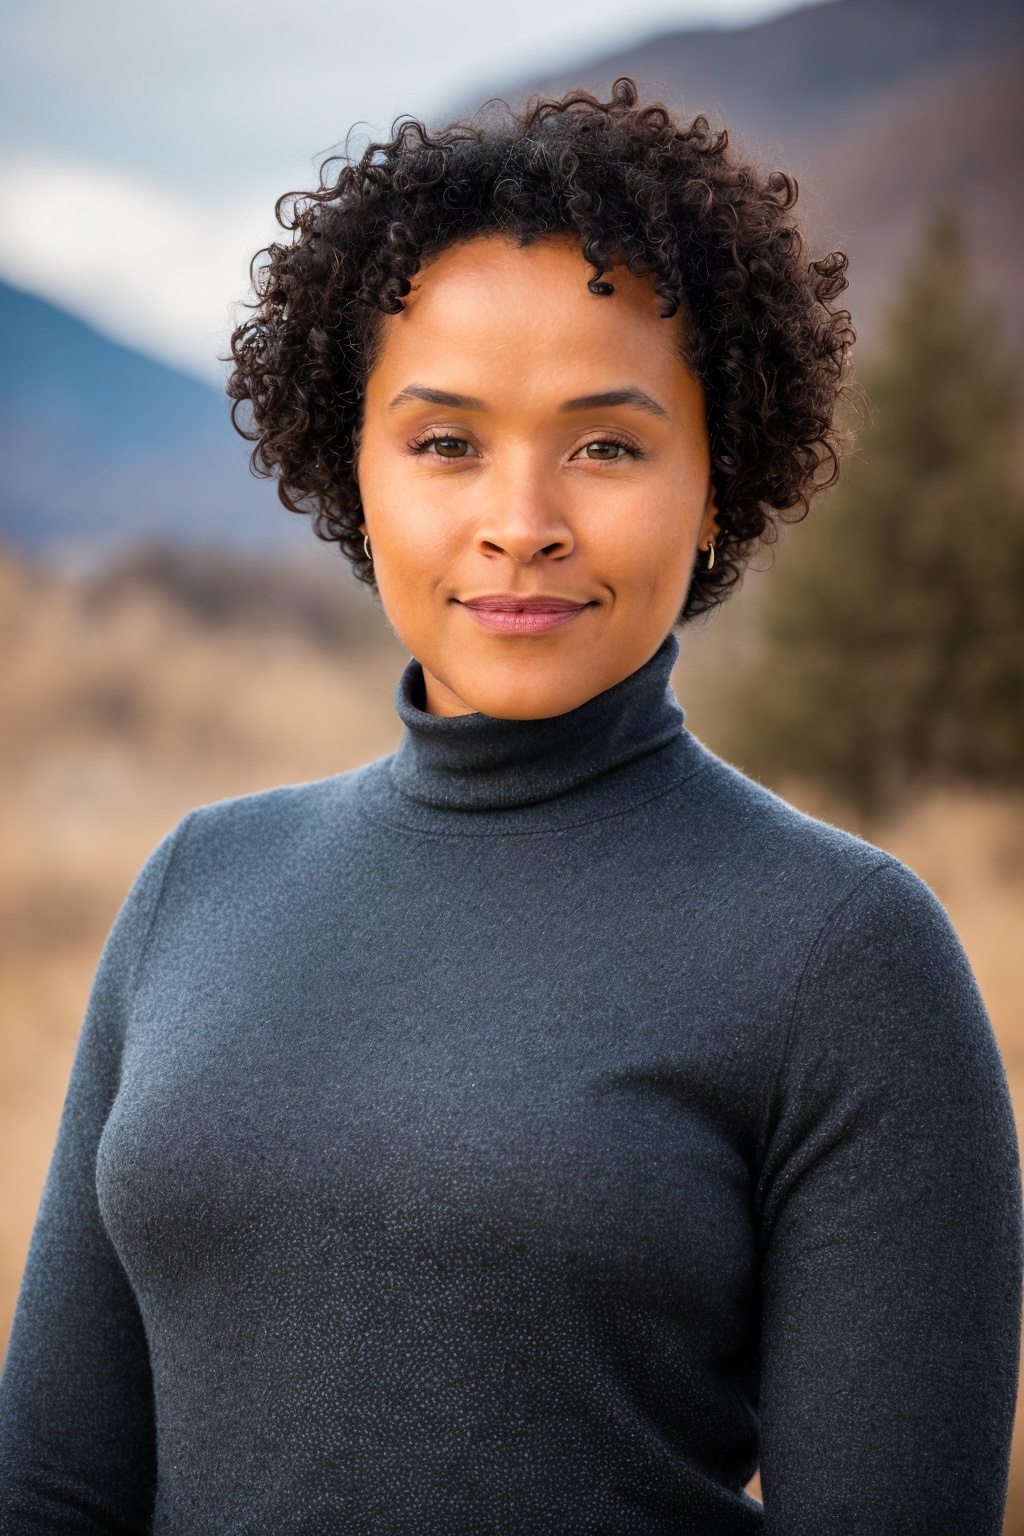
[0,81,1020,1533]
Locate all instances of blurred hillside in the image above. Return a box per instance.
[516,0,1024,347]
[522,0,1022,150]
[0,280,294,559]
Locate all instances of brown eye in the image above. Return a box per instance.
[583,440,625,461]
[428,436,470,458]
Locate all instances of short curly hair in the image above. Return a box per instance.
[228,78,852,618]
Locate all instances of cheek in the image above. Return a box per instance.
[584,476,703,594]
[360,436,462,550]
[356,435,403,524]
[358,459,462,649]
[375,509,464,607]
[359,446,440,570]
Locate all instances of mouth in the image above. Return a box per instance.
[457,594,595,636]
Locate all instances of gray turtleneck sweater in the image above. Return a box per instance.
[0,639,1020,1534]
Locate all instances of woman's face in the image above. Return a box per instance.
[357,234,718,719]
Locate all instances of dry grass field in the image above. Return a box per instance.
[2,549,1023,1525]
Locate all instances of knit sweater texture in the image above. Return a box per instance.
[0,636,1020,1533]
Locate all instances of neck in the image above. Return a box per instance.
[390,635,687,815]
[419,666,477,718]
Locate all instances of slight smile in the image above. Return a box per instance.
[457,594,596,636]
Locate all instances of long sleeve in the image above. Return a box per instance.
[3,683,1021,1532]
[0,823,186,1534]
[757,860,1023,1534]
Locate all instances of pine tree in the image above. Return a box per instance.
[729,207,1024,813]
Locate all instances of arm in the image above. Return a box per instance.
[0,823,186,1534]
[757,861,1022,1535]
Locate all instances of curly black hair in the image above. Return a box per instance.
[228,78,852,619]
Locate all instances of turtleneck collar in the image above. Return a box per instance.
[389,636,685,814]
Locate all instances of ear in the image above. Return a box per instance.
[698,480,721,552]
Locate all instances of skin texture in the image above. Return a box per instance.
[357,235,719,719]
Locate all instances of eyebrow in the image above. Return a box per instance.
[560,388,669,419]
[388,385,487,411]
[387,383,670,419]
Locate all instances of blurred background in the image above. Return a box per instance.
[2,0,1023,1520]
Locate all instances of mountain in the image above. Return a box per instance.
[0,280,296,559]
[806,47,1024,346]
[511,0,1024,347]
[519,0,1022,152]
[5,0,1021,559]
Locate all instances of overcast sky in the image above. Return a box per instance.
[0,0,823,380]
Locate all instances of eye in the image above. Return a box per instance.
[417,434,476,459]
[571,438,638,462]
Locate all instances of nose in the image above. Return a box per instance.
[472,464,574,565]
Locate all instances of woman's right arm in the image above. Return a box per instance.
[0,823,186,1534]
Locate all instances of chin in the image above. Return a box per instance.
[459,654,620,720]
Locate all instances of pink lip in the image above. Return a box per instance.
[458,594,594,636]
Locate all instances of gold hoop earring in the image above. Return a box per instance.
[363,533,372,564]
[705,540,716,572]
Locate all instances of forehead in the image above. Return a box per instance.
[367,234,689,395]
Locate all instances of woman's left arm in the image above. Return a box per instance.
[0,825,186,1532]
[757,859,1023,1535]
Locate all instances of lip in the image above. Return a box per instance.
[457,593,595,636]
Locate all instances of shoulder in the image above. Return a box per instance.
[677,739,977,1000]
[185,760,380,833]
[790,851,985,1072]
[113,760,392,935]
[678,738,903,933]
[169,758,388,869]
[691,741,881,871]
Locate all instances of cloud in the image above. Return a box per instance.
[0,156,273,380]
